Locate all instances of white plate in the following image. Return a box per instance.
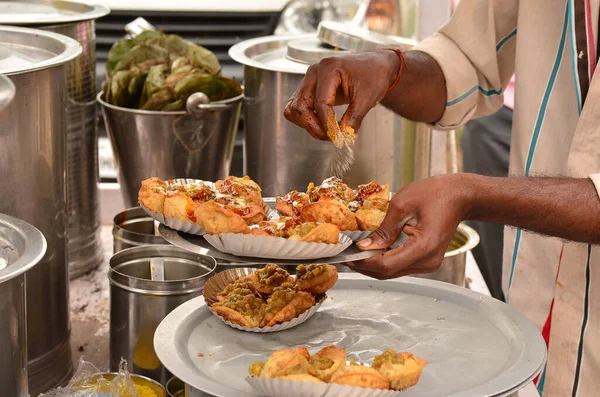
[203,233,353,260]
[154,274,547,397]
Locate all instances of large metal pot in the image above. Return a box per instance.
[229,34,456,196]
[0,0,110,280]
[99,91,244,208]
[0,25,82,395]
[0,73,15,112]
[0,214,46,397]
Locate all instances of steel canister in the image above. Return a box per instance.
[113,207,166,253]
[0,0,111,280]
[109,245,216,385]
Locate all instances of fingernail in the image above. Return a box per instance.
[357,238,372,249]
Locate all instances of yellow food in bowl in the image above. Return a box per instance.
[135,384,158,397]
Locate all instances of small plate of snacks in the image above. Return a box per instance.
[203,264,338,332]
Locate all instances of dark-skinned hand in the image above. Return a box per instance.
[283,50,400,139]
[347,174,471,280]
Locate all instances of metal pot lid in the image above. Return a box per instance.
[286,37,350,64]
[0,25,82,75]
[0,213,46,284]
[0,73,15,111]
[230,34,318,75]
[317,20,416,52]
[0,0,109,26]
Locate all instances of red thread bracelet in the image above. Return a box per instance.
[384,48,407,93]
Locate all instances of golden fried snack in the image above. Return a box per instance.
[372,350,428,391]
[325,108,356,148]
[138,177,167,213]
[276,190,310,217]
[354,208,386,231]
[355,181,390,202]
[194,201,250,234]
[215,175,264,207]
[261,348,318,378]
[163,192,197,222]
[260,284,316,327]
[216,278,257,302]
[248,361,265,377]
[279,374,323,383]
[167,180,215,203]
[288,222,340,244]
[307,177,356,204]
[329,365,390,390]
[295,264,338,295]
[213,195,268,225]
[211,286,265,328]
[300,200,358,231]
[308,345,346,382]
[244,264,294,295]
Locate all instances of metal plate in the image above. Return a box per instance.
[0,213,46,283]
[286,37,349,64]
[159,223,390,265]
[0,25,81,75]
[154,274,547,397]
[0,0,109,26]
[0,73,14,111]
[317,21,416,52]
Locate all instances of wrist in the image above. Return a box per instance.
[449,173,484,220]
[378,49,401,89]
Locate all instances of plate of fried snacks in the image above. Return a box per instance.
[276,177,390,242]
[155,274,547,397]
[138,176,271,236]
[139,175,353,259]
[203,264,338,332]
[246,345,427,397]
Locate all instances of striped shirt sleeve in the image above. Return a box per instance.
[413,0,519,130]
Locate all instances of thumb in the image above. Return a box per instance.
[357,210,405,250]
[340,95,376,133]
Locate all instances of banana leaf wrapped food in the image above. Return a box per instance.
[103,31,242,111]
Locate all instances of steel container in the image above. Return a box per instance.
[0,25,82,395]
[98,91,243,208]
[0,0,111,280]
[0,214,47,397]
[0,73,15,111]
[229,34,456,196]
[109,245,217,385]
[113,207,166,253]
[413,223,480,286]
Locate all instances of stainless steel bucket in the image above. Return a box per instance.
[229,35,456,196]
[113,207,166,253]
[98,91,243,208]
[413,223,480,286]
[109,245,217,385]
[0,214,47,397]
[0,0,110,280]
[0,25,82,396]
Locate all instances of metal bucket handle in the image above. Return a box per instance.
[186,92,228,115]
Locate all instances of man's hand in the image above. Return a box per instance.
[348,174,600,280]
[283,50,447,142]
[283,50,400,141]
[347,175,470,279]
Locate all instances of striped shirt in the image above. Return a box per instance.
[415,1,600,396]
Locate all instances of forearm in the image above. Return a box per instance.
[380,50,447,124]
[461,174,600,244]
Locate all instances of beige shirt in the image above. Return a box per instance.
[415,1,600,396]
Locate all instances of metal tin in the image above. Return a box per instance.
[0,1,110,280]
[98,91,243,208]
[0,214,46,397]
[0,0,109,26]
[109,245,217,385]
[317,20,416,51]
[112,207,166,254]
[286,37,348,64]
[0,73,15,111]
[166,376,186,397]
[0,25,82,396]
